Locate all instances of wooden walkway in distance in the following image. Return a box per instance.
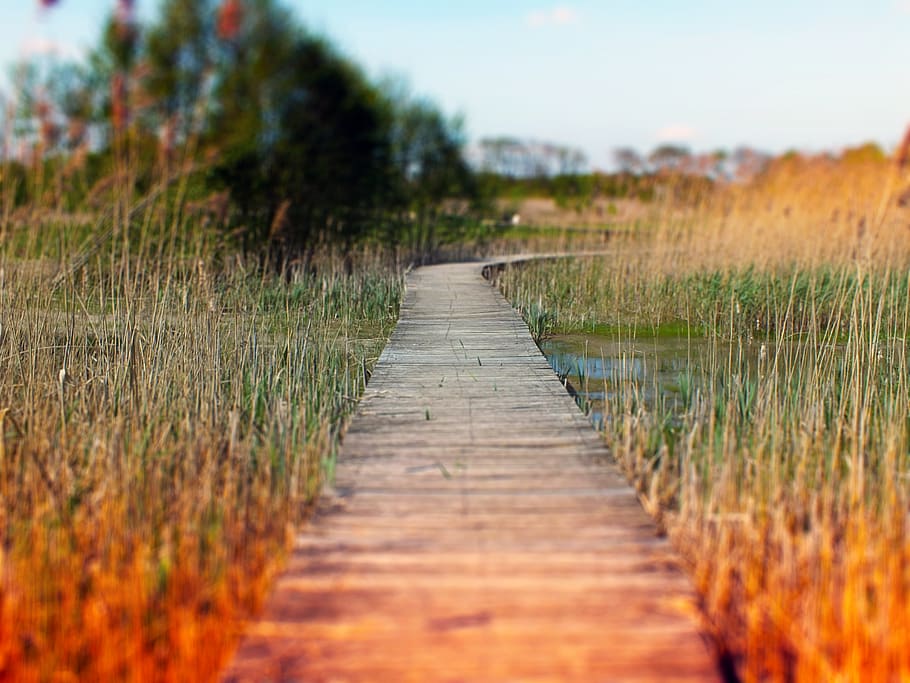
[222,260,720,682]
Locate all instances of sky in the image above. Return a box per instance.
[2,0,909,169]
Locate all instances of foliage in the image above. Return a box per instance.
[476,171,662,206]
[840,141,887,165]
[385,81,475,212]
[499,156,910,680]
[210,7,395,249]
[6,0,478,253]
[143,0,214,137]
[477,136,587,177]
[0,215,402,680]
[647,143,691,171]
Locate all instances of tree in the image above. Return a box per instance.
[14,0,475,252]
[647,144,691,172]
[210,0,396,248]
[383,80,473,210]
[376,80,476,252]
[7,60,41,157]
[613,147,643,174]
[554,145,586,175]
[479,137,527,177]
[48,63,94,150]
[731,146,771,181]
[478,137,586,178]
[143,0,216,139]
[83,9,141,140]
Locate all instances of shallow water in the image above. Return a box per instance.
[539,333,762,429]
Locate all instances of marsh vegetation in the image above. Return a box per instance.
[501,155,910,681]
[0,213,402,679]
[5,2,910,679]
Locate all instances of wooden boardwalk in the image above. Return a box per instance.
[222,261,719,682]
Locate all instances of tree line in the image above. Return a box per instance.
[4,0,476,252]
[613,141,893,181]
[6,1,897,254]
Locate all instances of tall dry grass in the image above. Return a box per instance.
[0,209,401,679]
[501,153,910,681]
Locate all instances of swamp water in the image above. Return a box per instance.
[539,333,770,430]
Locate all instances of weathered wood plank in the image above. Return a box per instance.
[221,260,720,682]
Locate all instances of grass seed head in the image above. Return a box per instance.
[896,124,910,169]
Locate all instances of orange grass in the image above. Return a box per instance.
[0,216,401,680]
[502,149,910,681]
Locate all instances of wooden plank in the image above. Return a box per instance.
[221,260,720,682]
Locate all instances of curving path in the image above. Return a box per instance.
[222,260,720,682]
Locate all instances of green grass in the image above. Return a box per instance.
[502,256,907,340]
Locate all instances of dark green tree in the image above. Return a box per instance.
[378,80,477,253]
[213,4,389,248]
[48,63,94,150]
[144,0,216,138]
[25,0,476,252]
[384,81,473,211]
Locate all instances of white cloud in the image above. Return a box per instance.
[527,6,578,28]
[894,0,910,14]
[655,124,698,143]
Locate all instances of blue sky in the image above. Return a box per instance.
[3,1,909,168]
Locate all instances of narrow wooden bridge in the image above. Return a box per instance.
[223,261,719,682]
